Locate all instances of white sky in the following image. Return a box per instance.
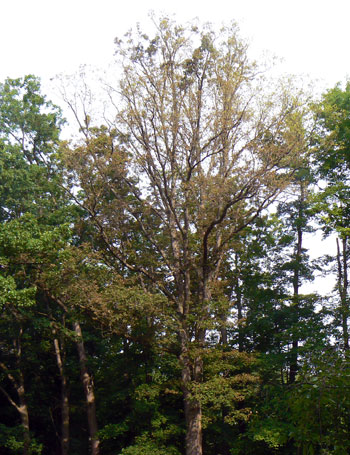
[1,0,350,90]
[1,0,344,294]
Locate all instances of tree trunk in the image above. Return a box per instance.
[184,391,202,455]
[0,338,31,455]
[181,347,203,455]
[220,320,228,345]
[17,378,31,455]
[336,237,349,351]
[53,335,70,455]
[236,285,244,353]
[14,331,30,455]
[233,254,244,353]
[289,183,305,384]
[73,321,100,455]
[290,220,302,383]
[179,285,206,455]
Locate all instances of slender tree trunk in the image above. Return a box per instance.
[220,319,228,345]
[336,236,349,351]
[0,331,31,455]
[233,254,244,352]
[17,376,31,455]
[15,331,31,455]
[236,284,244,353]
[289,183,305,384]
[73,321,100,455]
[0,376,31,455]
[290,219,302,383]
[53,334,70,455]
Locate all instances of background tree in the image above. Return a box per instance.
[0,75,68,455]
[0,76,102,455]
[312,81,350,351]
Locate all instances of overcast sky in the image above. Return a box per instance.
[1,0,350,91]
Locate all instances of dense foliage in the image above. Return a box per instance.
[1,18,350,455]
